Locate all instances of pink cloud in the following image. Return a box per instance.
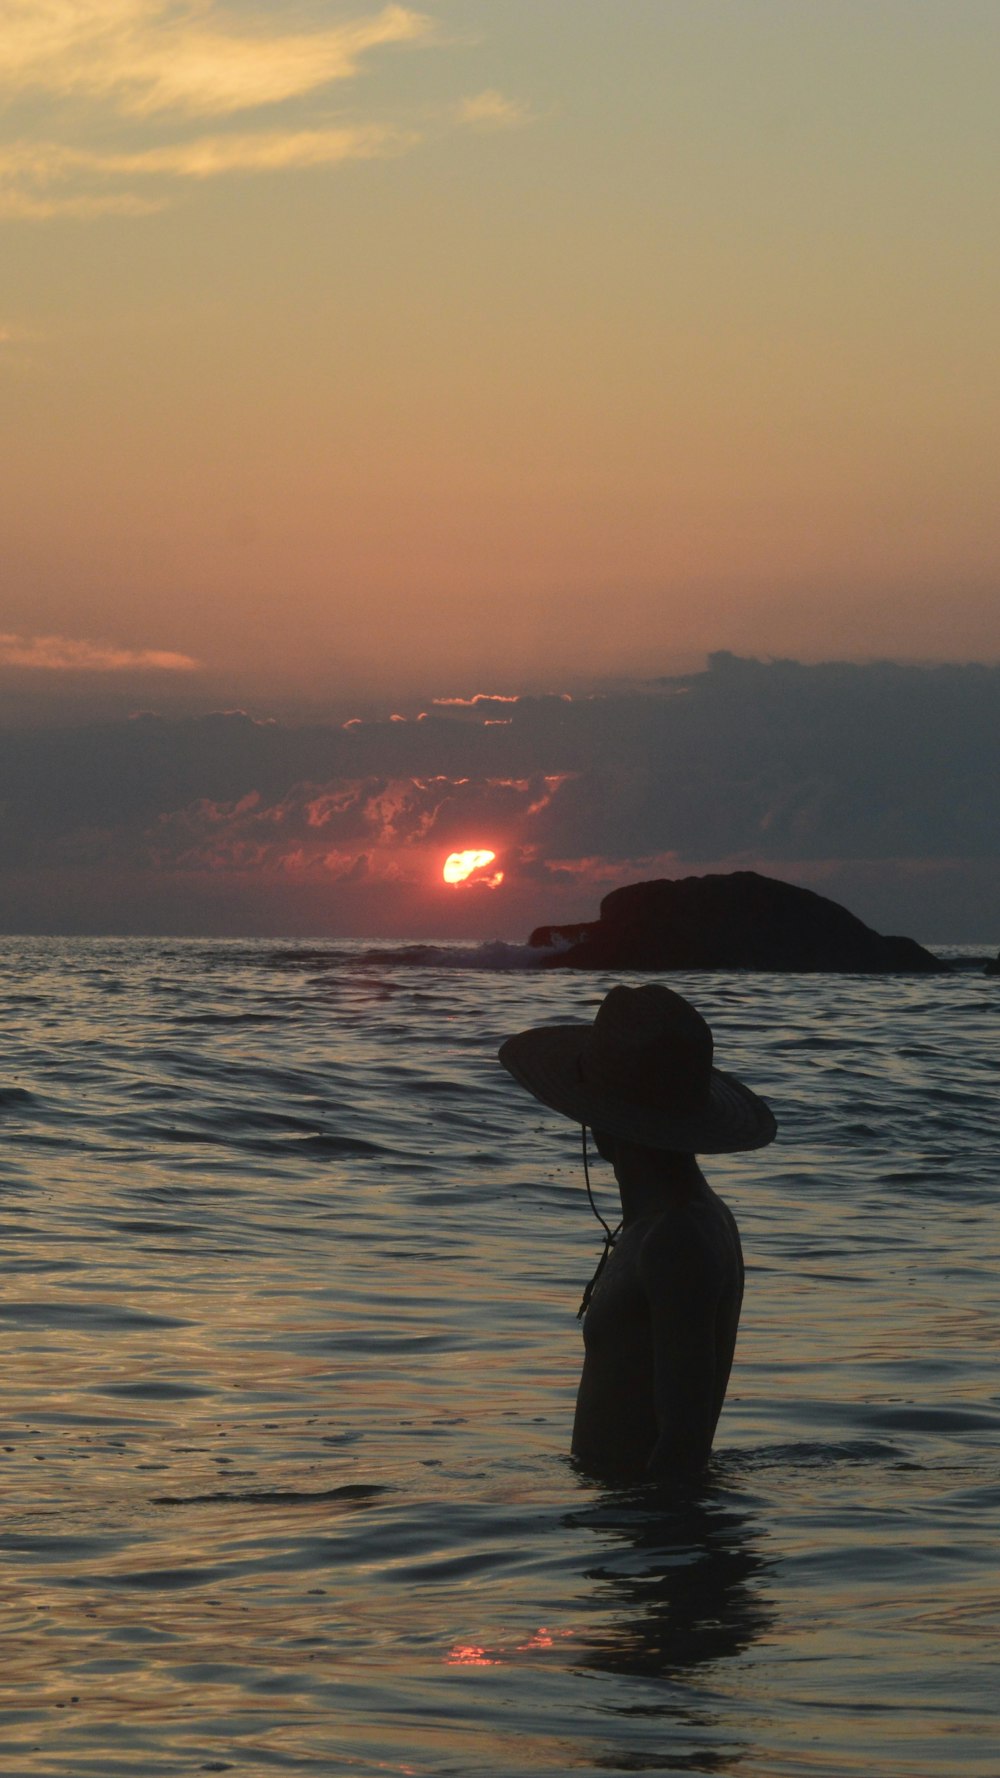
[432,692,520,707]
[141,770,577,879]
[0,633,200,672]
[526,773,575,816]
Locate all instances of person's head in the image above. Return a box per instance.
[498,982,776,1156]
[590,1125,689,1164]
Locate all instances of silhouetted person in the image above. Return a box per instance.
[499,984,776,1483]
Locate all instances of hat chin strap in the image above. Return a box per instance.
[577,1125,622,1319]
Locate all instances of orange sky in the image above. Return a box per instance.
[2,1,999,717]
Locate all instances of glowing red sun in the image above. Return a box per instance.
[443,849,504,887]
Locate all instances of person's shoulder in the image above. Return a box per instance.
[635,1196,721,1274]
[639,1185,740,1272]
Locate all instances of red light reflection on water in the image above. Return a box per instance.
[446,1626,574,1666]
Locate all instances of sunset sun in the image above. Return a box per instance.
[443,849,504,888]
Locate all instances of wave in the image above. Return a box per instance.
[360,939,555,969]
[267,937,998,974]
[271,939,556,971]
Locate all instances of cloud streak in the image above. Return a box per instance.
[0,633,200,670]
[0,1,430,117]
[0,4,531,219]
[0,0,432,216]
[0,121,412,207]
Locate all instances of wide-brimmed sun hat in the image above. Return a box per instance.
[498,983,776,1155]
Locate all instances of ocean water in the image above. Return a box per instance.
[0,934,996,1778]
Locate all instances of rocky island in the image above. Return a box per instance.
[529,870,948,973]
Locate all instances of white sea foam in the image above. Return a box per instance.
[356,937,555,969]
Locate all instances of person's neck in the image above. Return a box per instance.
[613,1146,705,1228]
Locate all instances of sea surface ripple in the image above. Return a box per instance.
[0,935,996,1776]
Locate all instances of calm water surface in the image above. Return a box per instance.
[0,936,996,1776]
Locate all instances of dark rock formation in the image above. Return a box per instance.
[529,871,948,973]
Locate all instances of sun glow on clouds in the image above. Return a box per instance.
[145,782,526,886]
[433,693,519,707]
[442,849,503,887]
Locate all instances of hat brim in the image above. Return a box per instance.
[498,1023,776,1155]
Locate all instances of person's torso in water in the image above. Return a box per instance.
[572,1182,744,1480]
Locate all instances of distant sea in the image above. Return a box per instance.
[0,935,996,1777]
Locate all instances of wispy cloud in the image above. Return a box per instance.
[0,187,161,218]
[0,1,430,118]
[0,633,200,670]
[457,89,528,129]
[0,0,432,216]
[0,120,413,214]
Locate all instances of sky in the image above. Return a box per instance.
[1,3,998,939]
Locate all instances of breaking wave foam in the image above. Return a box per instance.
[356,939,552,970]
